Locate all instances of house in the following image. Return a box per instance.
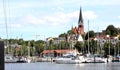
[41,49,79,57]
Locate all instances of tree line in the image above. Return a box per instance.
[3,25,120,57]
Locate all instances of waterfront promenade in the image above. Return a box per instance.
[5,62,120,70]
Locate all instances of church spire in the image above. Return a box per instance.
[72,6,84,35]
[78,7,83,25]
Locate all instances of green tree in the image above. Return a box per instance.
[34,40,44,56]
[89,39,98,54]
[106,30,111,35]
[59,33,67,37]
[103,42,114,56]
[74,42,83,52]
[106,25,119,36]
[85,31,95,40]
[22,41,28,56]
[67,30,75,35]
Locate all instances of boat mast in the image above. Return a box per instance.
[97,27,99,54]
[28,41,30,57]
[3,0,9,54]
[88,20,90,54]
[118,39,119,56]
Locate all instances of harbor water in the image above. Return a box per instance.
[5,62,120,70]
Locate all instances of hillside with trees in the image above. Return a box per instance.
[3,25,120,57]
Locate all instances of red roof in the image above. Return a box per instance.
[41,49,77,54]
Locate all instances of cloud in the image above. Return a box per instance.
[22,14,45,25]
[20,10,98,27]
[3,1,65,9]
[4,0,120,13]
[21,13,69,26]
[79,0,120,6]
[66,10,98,20]
[9,24,22,28]
[83,11,98,20]
[118,16,120,19]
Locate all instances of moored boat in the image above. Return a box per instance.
[16,56,32,63]
[112,56,120,62]
[82,54,107,63]
[55,54,84,64]
[5,55,17,63]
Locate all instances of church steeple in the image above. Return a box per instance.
[72,6,84,35]
[78,7,83,26]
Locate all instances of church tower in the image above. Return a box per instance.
[78,7,84,34]
[73,7,84,35]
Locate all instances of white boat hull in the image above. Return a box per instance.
[55,57,82,64]
[5,55,17,63]
[56,59,81,64]
[82,57,106,63]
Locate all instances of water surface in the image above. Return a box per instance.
[5,62,120,70]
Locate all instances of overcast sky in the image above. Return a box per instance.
[0,0,120,40]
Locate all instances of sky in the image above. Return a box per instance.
[0,0,120,40]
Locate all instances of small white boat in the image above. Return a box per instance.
[55,58,81,64]
[16,56,32,63]
[55,55,84,64]
[41,57,53,62]
[82,57,106,63]
[82,54,107,63]
[5,55,17,63]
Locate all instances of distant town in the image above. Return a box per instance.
[3,8,120,58]
[2,1,120,70]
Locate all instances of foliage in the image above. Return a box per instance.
[103,42,114,56]
[4,39,45,56]
[67,29,75,34]
[59,33,67,37]
[106,25,119,36]
[74,42,83,52]
[59,29,75,38]
[85,30,95,40]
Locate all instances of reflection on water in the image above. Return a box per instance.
[5,62,120,70]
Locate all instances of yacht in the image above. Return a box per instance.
[5,54,17,63]
[55,53,84,64]
[82,54,107,63]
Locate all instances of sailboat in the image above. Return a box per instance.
[2,0,18,63]
[5,54,17,63]
[55,50,84,64]
[82,20,107,63]
[55,35,85,64]
[16,42,32,63]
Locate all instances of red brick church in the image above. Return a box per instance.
[72,8,84,35]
